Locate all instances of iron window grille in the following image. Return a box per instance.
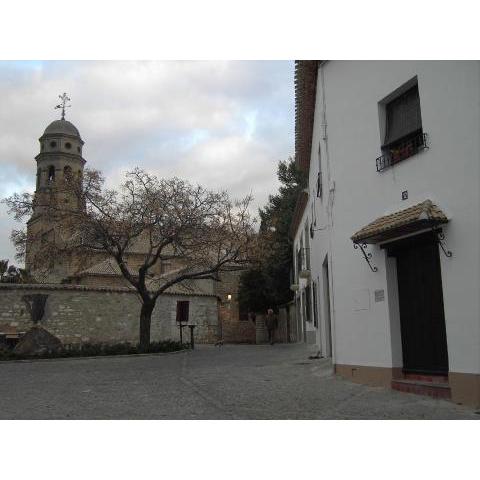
[376,131,428,172]
[317,142,323,198]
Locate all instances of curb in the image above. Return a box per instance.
[0,347,191,365]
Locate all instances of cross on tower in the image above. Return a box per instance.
[55,92,71,120]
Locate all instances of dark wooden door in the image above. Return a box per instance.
[388,232,449,374]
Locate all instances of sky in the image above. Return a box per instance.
[0,60,295,263]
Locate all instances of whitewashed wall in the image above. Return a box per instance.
[304,61,480,374]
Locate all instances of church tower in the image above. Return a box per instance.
[25,94,86,282]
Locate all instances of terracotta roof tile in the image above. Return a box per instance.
[77,258,137,277]
[75,261,210,296]
[351,200,448,244]
[289,190,309,239]
[295,60,319,173]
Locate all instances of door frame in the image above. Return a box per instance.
[384,230,449,374]
[322,255,333,358]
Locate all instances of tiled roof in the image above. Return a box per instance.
[75,260,211,296]
[76,258,137,277]
[164,280,210,297]
[289,190,309,239]
[351,200,448,244]
[295,60,319,173]
[0,282,217,297]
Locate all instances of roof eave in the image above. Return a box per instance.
[289,190,309,239]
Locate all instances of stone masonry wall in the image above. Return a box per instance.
[215,270,255,344]
[0,284,219,345]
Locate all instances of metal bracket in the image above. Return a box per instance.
[353,243,378,272]
[433,228,452,258]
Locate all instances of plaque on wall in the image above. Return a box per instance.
[374,289,385,302]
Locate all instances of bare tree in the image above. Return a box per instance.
[3,168,255,350]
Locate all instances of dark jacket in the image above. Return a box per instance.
[265,313,278,330]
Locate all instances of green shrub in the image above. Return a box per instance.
[0,339,187,361]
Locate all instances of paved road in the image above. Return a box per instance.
[0,344,478,419]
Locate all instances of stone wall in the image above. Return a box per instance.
[0,284,219,345]
[216,270,255,344]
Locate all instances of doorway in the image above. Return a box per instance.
[322,256,333,357]
[387,232,449,374]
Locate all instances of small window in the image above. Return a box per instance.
[77,146,81,153]
[304,223,310,270]
[65,142,72,150]
[317,143,323,198]
[377,83,426,171]
[47,165,55,182]
[176,301,189,323]
[36,168,41,189]
[50,141,57,148]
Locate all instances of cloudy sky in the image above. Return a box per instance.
[0,60,294,263]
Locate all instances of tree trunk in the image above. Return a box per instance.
[139,301,154,352]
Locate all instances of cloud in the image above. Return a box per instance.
[0,60,294,262]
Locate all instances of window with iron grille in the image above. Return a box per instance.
[377,83,428,172]
[304,224,311,270]
[317,143,323,198]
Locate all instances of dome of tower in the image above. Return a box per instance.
[44,119,81,137]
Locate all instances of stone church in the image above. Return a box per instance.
[0,107,255,345]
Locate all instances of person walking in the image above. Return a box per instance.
[265,308,278,345]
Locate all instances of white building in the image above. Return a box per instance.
[291,61,480,408]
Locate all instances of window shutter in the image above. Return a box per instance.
[384,85,422,146]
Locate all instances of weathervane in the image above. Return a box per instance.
[55,92,71,120]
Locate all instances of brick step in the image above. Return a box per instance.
[391,379,451,399]
[403,373,449,383]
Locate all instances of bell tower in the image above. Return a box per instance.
[26,93,86,282]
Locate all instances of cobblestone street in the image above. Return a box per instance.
[0,344,478,419]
